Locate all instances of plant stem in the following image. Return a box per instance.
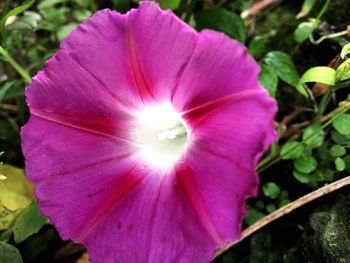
[0,45,31,84]
[316,0,332,21]
[257,101,350,173]
[310,30,348,45]
[215,175,350,257]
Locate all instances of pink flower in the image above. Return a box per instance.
[21,2,276,263]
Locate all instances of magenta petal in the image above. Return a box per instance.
[180,92,277,243]
[172,30,262,112]
[125,2,197,102]
[80,173,221,263]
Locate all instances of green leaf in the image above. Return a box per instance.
[259,64,278,97]
[331,131,350,145]
[158,0,181,10]
[266,203,277,213]
[0,0,35,31]
[336,58,350,82]
[262,182,281,199]
[318,144,330,160]
[5,11,41,31]
[340,43,350,59]
[280,141,304,160]
[13,203,47,243]
[294,22,313,43]
[57,23,77,41]
[295,155,317,173]
[0,164,34,231]
[244,208,265,225]
[278,199,290,208]
[302,123,325,148]
[293,169,310,184]
[330,145,346,157]
[194,8,245,43]
[264,51,299,88]
[248,30,276,57]
[315,169,334,182]
[344,155,350,172]
[335,157,346,172]
[332,114,350,135]
[296,67,336,97]
[73,9,92,22]
[296,0,317,19]
[0,242,23,263]
[0,82,14,103]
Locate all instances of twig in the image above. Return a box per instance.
[216,175,350,256]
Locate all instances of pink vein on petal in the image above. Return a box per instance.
[181,89,266,128]
[30,108,138,145]
[126,17,155,103]
[176,163,225,247]
[76,167,146,242]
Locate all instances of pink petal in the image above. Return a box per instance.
[171,30,262,113]
[125,2,197,102]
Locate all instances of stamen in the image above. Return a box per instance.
[133,103,188,170]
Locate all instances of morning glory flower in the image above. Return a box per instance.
[21,2,277,263]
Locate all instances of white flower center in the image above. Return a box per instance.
[133,104,188,170]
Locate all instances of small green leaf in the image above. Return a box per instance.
[295,156,317,173]
[335,157,346,172]
[297,67,335,97]
[248,30,276,57]
[266,203,277,213]
[344,155,350,172]
[280,141,304,160]
[14,203,47,243]
[278,199,290,208]
[0,0,35,31]
[296,0,317,19]
[331,131,350,145]
[264,51,299,88]
[244,208,265,225]
[330,145,346,157]
[336,58,350,82]
[262,182,281,199]
[0,82,14,103]
[5,11,41,31]
[318,144,330,160]
[332,114,350,135]
[57,23,77,41]
[302,123,325,148]
[294,22,313,43]
[0,241,23,263]
[293,169,310,184]
[340,43,350,59]
[194,8,245,43]
[315,169,334,182]
[158,0,181,10]
[73,9,92,22]
[259,64,278,97]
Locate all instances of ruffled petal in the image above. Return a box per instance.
[125,2,197,102]
[21,115,141,240]
[171,30,262,113]
[179,91,277,246]
[81,173,220,263]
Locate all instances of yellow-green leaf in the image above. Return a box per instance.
[0,165,34,230]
